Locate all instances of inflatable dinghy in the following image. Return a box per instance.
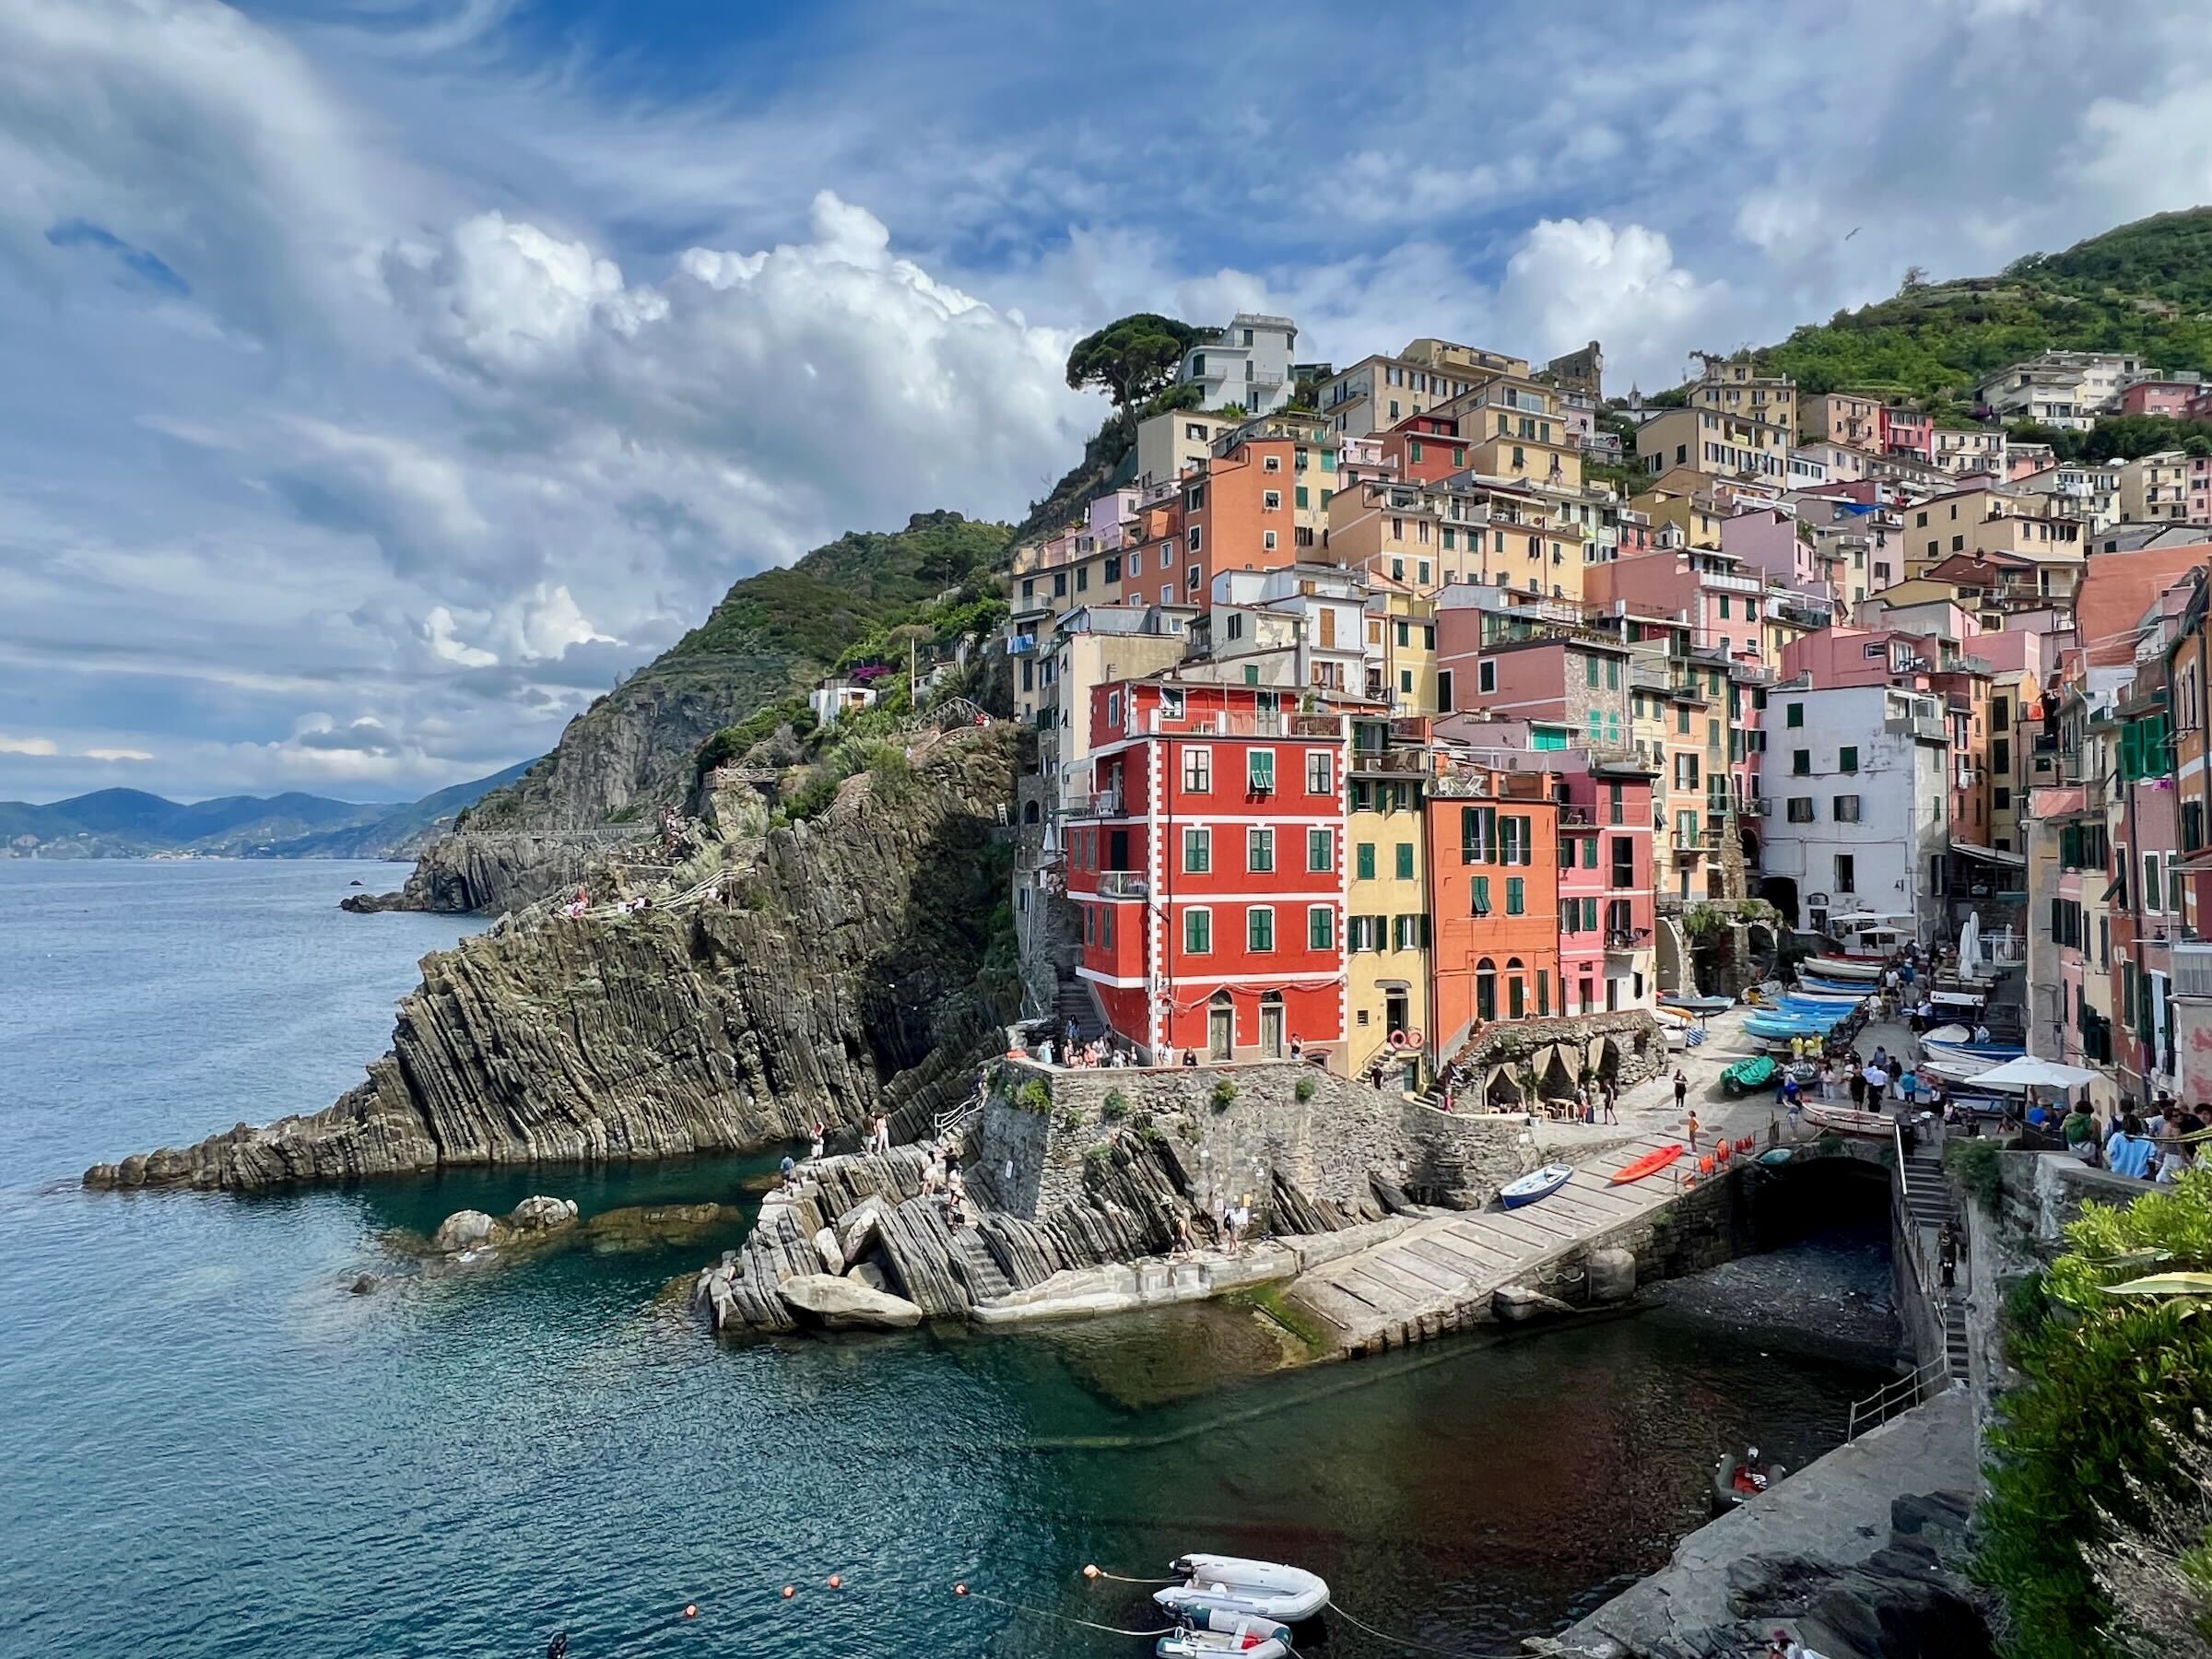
[1155,1556,1330,1624]
[1157,1617,1294,1657]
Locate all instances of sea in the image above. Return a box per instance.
[0,860,1896,1658]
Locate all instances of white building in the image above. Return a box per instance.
[1177,313,1300,415]
[1975,352,2148,429]
[1761,683,1952,942]
[1206,566,1371,698]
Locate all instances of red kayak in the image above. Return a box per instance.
[1609,1144,1686,1184]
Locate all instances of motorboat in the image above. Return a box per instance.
[1156,1557,1330,1626]
[1799,1101,1893,1137]
[1921,1056,1997,1087]
[1659,994,1735,1015]
[1712,1448,1787,1512]
[1500,1165,1573,1209]
[1922,1038,2025,1068]
[1159,1624,1292,1659]
[1784,986,1867,1005]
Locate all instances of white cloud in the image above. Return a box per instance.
[1494,218,1731,387]
[0,734,61,757]
[82,747,153,762]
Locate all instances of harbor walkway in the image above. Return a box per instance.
[1288,1006,1830,1352]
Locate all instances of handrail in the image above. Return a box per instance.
[1845,1357,1950,1442]
[1892,1122,1934,1302]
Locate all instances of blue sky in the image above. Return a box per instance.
[4,0,2212,803]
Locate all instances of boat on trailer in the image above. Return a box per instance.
[1156,1556,1330,1626]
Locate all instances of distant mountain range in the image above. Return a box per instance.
[0,761,535,861]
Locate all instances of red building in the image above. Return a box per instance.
[1424,766,1562,1056]
[1557,759,1658,1015]
[1066,677,1350,1064]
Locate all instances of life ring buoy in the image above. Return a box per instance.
[1405,1027,1424,1048]
[1388,1030,1408,1048]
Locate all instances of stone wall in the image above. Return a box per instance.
[977,1060,1538,1228]
[1442,1009,1665,1109]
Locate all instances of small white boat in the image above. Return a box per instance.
[1799,1101,1892,1138]
[1500,1165,1573,1209]
[1805,955,1881,981]
[1156,1556,1331,1624]
[1159,1626,1290,1659]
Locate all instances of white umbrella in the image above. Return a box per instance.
[1959,912,1982,973]
[1966,1055,2100,1091]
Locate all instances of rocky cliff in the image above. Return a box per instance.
[373,512,1013,913]
[87,726,1022,1192]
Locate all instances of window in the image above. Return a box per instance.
[1839,745,1859,774]
[1789,747,1811,776]
[1835,853,1855,894]
[1785,701,1804,728]
[1582,836,1599,869]
[1248,908,1275,952]
[1308,828,1334,873]
[1787,796,1814,823]
[1263,531,1277,550]
[1306,750,1333,794]
[1610,837,1633,888]
[1506,877,1525,915]
[1188,525,1202,552]
[1248,750,1276,793]
[1473,876,1492,914]
[1295,485,1309,509]
[1247,828,1275,872]
[1182,747,1211,792]
[1394,841,1415,880]
[1308,906,1335,950]
[1478,660,1497,693]
[1356,841,1376,880]
[1183,828,1211,873]
[1264,489,1282,510]
[1262,453,1278,472]
[1833,794,1862,822]
[2146,851,2163,912]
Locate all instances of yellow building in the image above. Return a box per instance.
[1324,477,1586,605]
[1363,588,1439,713]
[1631,472,1728,549]
[1347,720,1432,1087]
[1637,406,1791,486]
[1694,361,1796,441]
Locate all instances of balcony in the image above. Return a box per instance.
[1351,748,1434,776]
[1746,796,1771,817]
[1606,928,1652,953]
[1910,715,1947,744]
[2175,941,2212,1000]
[1655,893,1686,915]
[1097,871,1149,900]
[1144,709,1347,738]
[1069,789,1124,818]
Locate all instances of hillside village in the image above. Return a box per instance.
[841,292,2212,1115]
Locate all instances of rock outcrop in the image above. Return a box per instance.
[87,729,1022,1192]
[777,1274,923,1331]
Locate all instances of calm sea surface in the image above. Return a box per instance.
[0,860,1892,1658]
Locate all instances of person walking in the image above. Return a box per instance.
[808,1120,825,1161]
[1673,1069,1689,1112]
[1687,1110,1702,1154]
[1849,1066,1866,1108]
[1602,1081,1619,1125]
[1938,1220,1959,1289]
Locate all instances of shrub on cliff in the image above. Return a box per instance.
[1976,1170,2212,1657]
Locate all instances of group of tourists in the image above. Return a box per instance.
[1037,1018,1141,1069]
[2046,1092,2203,1183]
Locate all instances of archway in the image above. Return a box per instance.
[1539,1046,1577,1100]
[1655,917,1687,994]
[1022,799,1041,825]
[1595,1037,1623,1085]
[1759,876,1800,930]
[1476,957,1498,1023]
[1485,1067,1524,1110]
[1747,921,1778,962]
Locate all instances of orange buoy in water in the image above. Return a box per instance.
[683,1605,698,1619]
[782,1585,795,1599]
[828,1575,843,1590]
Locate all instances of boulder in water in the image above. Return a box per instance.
[836,1196,886,1264]
[431,1209,507,1253]
[349,1274,381,1296]
[848,1258,890,1293]
[813,1227,846,1277]
[507,1195,580,1233]
[778,1273,924,1331]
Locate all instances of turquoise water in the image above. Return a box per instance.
[0,861,1893,1658]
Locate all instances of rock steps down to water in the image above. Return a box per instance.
[692,1132,1392,1335]
[85,731,1021,1193]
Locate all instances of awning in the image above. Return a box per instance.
[1969,1056,2102,1091]
[1950,841,2026,866]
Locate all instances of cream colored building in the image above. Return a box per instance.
[1317,342,1526,439]
[1133,407,1237,486]
[2117,451,2196,524]
[1346,724,1432,1087]
[1639,406,1791,485]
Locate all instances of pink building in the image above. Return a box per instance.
[1882,407,1935,462]
[2121,381,2200,418]
[1781,626,1934,689]
[1581,548,1768,664]
[1557,761,1658,1015]
[1719,507,1835,603]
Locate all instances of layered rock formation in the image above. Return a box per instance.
[87,728,1021,1192]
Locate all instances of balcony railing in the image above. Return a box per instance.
[1351,748,1434,776]
[1143,709,1347,738]
[2175,942,2212,1000]
[1097,871,1148,900]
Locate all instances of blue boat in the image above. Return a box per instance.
[1801,974,1877,995]
[1923,1038,2024,1066]
[1500,1164,1573,1208]
[1747,1016,1829,1041]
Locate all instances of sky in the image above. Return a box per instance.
[5,0,2212,803]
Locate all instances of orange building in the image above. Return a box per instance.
[1180,424,1339,609]
[1424,766,1563,1055]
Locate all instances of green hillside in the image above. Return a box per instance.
[1747,208,2212,415]
[457,511,1014,833]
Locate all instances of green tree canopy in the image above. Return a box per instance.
[1065,312,1199,416]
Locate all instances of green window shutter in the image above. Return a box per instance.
[1395,842,1414,879]
[1507,877,1525,915]
[1295,485,1310,509]
[1357,841,1376,880]
[1474,876,1490,912]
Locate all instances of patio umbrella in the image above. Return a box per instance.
[1964,1055,2100,1091]
[1959,912,1982,974]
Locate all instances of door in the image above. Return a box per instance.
[1319,606,1336,649]
[1207,996,1234,1062]
[1259,995,1285,1059]
[1384,989,1410,1040]
[1108,828,1131,870]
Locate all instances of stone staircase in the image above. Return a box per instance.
[1053,971,1106,1045]
[948,1227,1016,1301]
[1901,1143,1969,1382]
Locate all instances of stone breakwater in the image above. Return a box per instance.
[86,731,1021,1192]
[693,1059,1542,1335]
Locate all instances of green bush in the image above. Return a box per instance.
[1101,1089,1130,1121]
[1014,1079,1051,1114]
[1210,1078,1238,1112]
[1976,1171,2212,1656]
[1293,1075,1317,1102]
[1053,1106,1082,1135]
[1945,1136,2005,1217]
[1083,1140,1116,1167]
